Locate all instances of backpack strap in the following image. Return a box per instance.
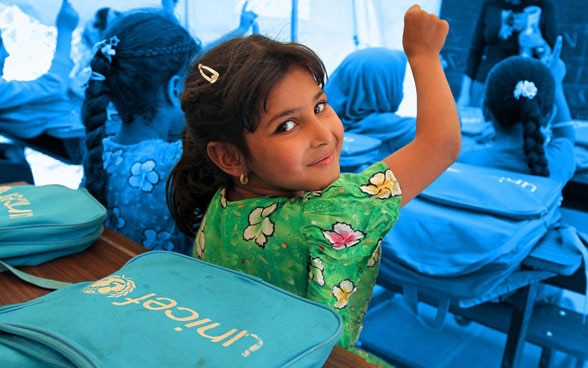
[0,260,72,290]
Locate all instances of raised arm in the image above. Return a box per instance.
[383,5,461,207]
[49,0,78,74]
[201,2,258,53]
[547,36,575,144]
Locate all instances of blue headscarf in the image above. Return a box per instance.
[325,47,416,157]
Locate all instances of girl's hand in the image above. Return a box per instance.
[544,35,566,83]
[402,5,449,60]
[56,0,79,31]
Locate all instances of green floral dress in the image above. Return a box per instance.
[194,162,401,364]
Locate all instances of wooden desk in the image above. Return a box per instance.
[0,227,376,368]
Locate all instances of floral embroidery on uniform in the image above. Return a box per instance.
[359,170,401,199]
[128,159,160,192]
[333,279,357,309]
[243,202,277,248]
[143,229,174,251]
[322,222,365,250]
[108,206,125,229]
[103,149,124,174]
[367,239,382,267]
[309,257,325,286]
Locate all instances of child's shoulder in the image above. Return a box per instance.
[306,162,402,203]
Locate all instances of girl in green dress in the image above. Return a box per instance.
[167,5,461,366]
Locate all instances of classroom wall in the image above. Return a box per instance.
[440,0,588,120]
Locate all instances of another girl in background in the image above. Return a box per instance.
[167,5,460,366]
[81,9,199,254]
[458,46,576,306]
[457,0,557,107]
[459,42,575,184]
[325,47,416,159]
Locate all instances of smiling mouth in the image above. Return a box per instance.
[309,151,335,166]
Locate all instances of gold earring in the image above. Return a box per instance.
[239,173,249,185]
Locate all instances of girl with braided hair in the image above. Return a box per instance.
[458,49,576,307]
[81,9,199,254]
[459,48,576,184]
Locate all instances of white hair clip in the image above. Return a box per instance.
[198,63,219,84]
[513,80,537,100]
[95,36,120,64]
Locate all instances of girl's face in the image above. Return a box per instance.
[243,65,344,196]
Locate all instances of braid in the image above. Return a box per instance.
[81,57,111,205]
[484,56,555,178]
[120,43,198,58]
[521,106,549,176]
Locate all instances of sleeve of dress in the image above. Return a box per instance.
[302,162,402,349]
[0,40,73,111]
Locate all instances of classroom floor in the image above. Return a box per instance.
[22,146,588,368]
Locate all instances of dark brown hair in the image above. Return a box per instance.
[484,55,555,176]
[82,9,199,205]
[167,34,327,236]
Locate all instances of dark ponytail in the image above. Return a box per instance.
[81,56,111,205]
[484,56,555,177]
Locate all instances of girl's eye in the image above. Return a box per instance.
[276,120,296,133]
[314,102,326,114]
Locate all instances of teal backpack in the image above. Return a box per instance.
[0,251,343,367]
[0,184,106,266]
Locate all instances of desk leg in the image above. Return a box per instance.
[501,283,538,368]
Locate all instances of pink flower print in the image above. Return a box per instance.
[359,170,401,199]
[243,203,277,248]
[322,222,365,250]
[128,160,160,192]
[332,279,357,309]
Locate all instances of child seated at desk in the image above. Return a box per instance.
[458,51,576,184]
[167,6,460,366]
[458,46,577,305]
[81,9,199,254]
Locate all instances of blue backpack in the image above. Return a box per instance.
[340,133,382,173]
[377,162,585,327]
